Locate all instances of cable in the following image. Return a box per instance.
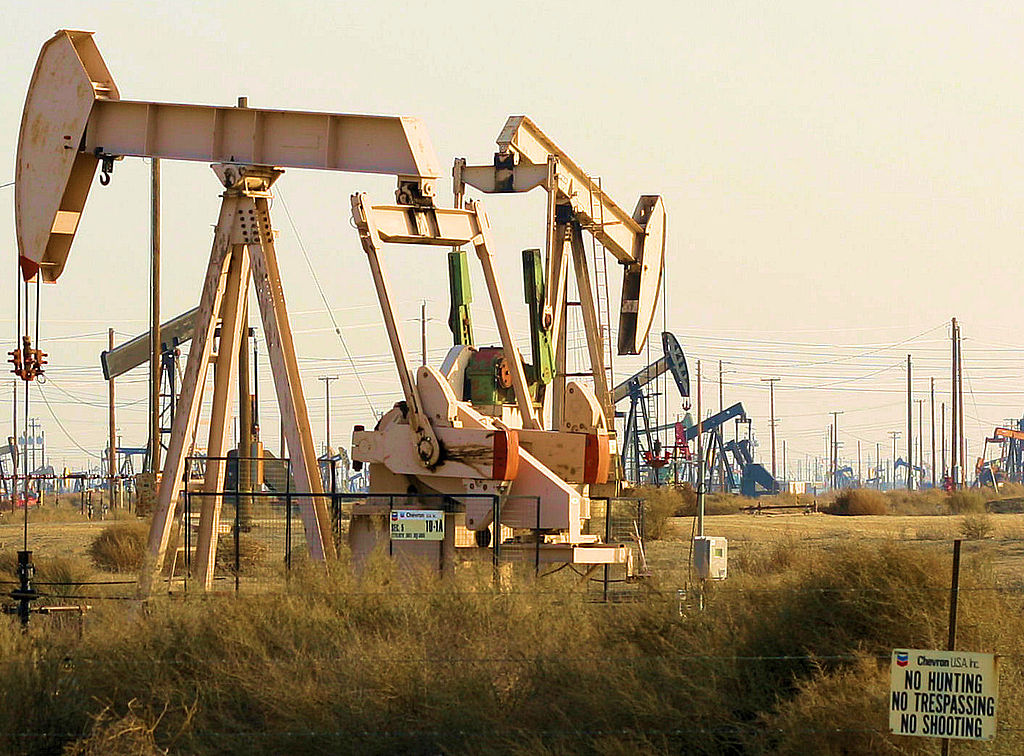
[275,188,379,420]
[35,383,101,459]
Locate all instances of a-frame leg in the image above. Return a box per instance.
[140,195,241,595]
[193,243,251,590]
[547,222,569,430]
[468,201,540,430]
[568,222,611,426]
[248,196,335,561]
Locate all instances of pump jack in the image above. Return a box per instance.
[611,332,690,485]
[453,117,667,431]
[101,307,197,466]
[348,196,627,570]
[16,30,441,591]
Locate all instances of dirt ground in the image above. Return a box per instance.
[654,511,1024,584]
[0,519,112,561]
[2,508,1022,589]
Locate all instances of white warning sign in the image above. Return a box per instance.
[889,649,997,741]
[390,510,445,541]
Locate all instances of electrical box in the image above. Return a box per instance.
[694,536,727,580]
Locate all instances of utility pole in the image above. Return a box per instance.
[108,328,117,503]
[957,323,965,487]
[830,411,843,489]
[149,157,161,473]
[318,376,339,455]
[857,439,862,488]
[889,431,901,489]
[916,398,925,488]
[761,377,780,482]
[930,377,936,488]
[696,360,704,537]
[782,439,787,484]
[906,354,913,490]
[718,359,724,413]
[941,402,947,481]
[951,318,958,488]
[876,442,881,489]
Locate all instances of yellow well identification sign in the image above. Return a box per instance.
[889,649,997,741]
[390,510,445,541]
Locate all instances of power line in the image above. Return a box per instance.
[275,188,379,420]
[34,383,101,459]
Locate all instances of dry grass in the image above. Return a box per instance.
[0,551,94,601]
[948,490,987,514]
[0,539,1016,754]
[884,487,949,515]
[215,534,269,575]
[88,522,149,573]
[959,513,994,540]
[626,485,748,539]
[827,488,888,516]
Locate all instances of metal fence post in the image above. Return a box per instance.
[492,494,501,584]
[234,486,241,593]
[534,495,541,577]
[603,498,612,602]
[183,485,190,592]
[285,459,292,572]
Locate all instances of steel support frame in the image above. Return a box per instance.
[351,195,542,468]
[140,168,335,594]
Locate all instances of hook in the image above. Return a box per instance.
[95,150,115,186]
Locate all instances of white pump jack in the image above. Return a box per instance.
[348,195,632,572]
[16,30,442,592]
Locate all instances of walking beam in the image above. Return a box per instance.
[351,196,542,438]
[453,115,667,356]
[17,29,440,283]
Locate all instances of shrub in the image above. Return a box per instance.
[885,488,949,515]
[948,490,986,514]
[827,488,888,516]
[88,522,149,572]
[959,513,994,540]
[0,553,93,598]
[622,486,687,540]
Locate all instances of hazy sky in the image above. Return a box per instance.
[1,1,1023,479]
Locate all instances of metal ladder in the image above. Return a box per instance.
[587,175,615,406]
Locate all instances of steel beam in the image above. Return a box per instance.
[100,307,198,380]
[86,100,439,181]
[16,30,440,282]
[193,244,251,590]
[139,195,239,596]
[249,196,334,561]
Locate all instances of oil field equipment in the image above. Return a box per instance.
[348,195,631,573]
[648,402,781,496]
[101,308,196,469]
[453,116,667,433]
[976,423,1024,487]
[16,30,441,591]
[611,331,690,484]
[342,116,672,573]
